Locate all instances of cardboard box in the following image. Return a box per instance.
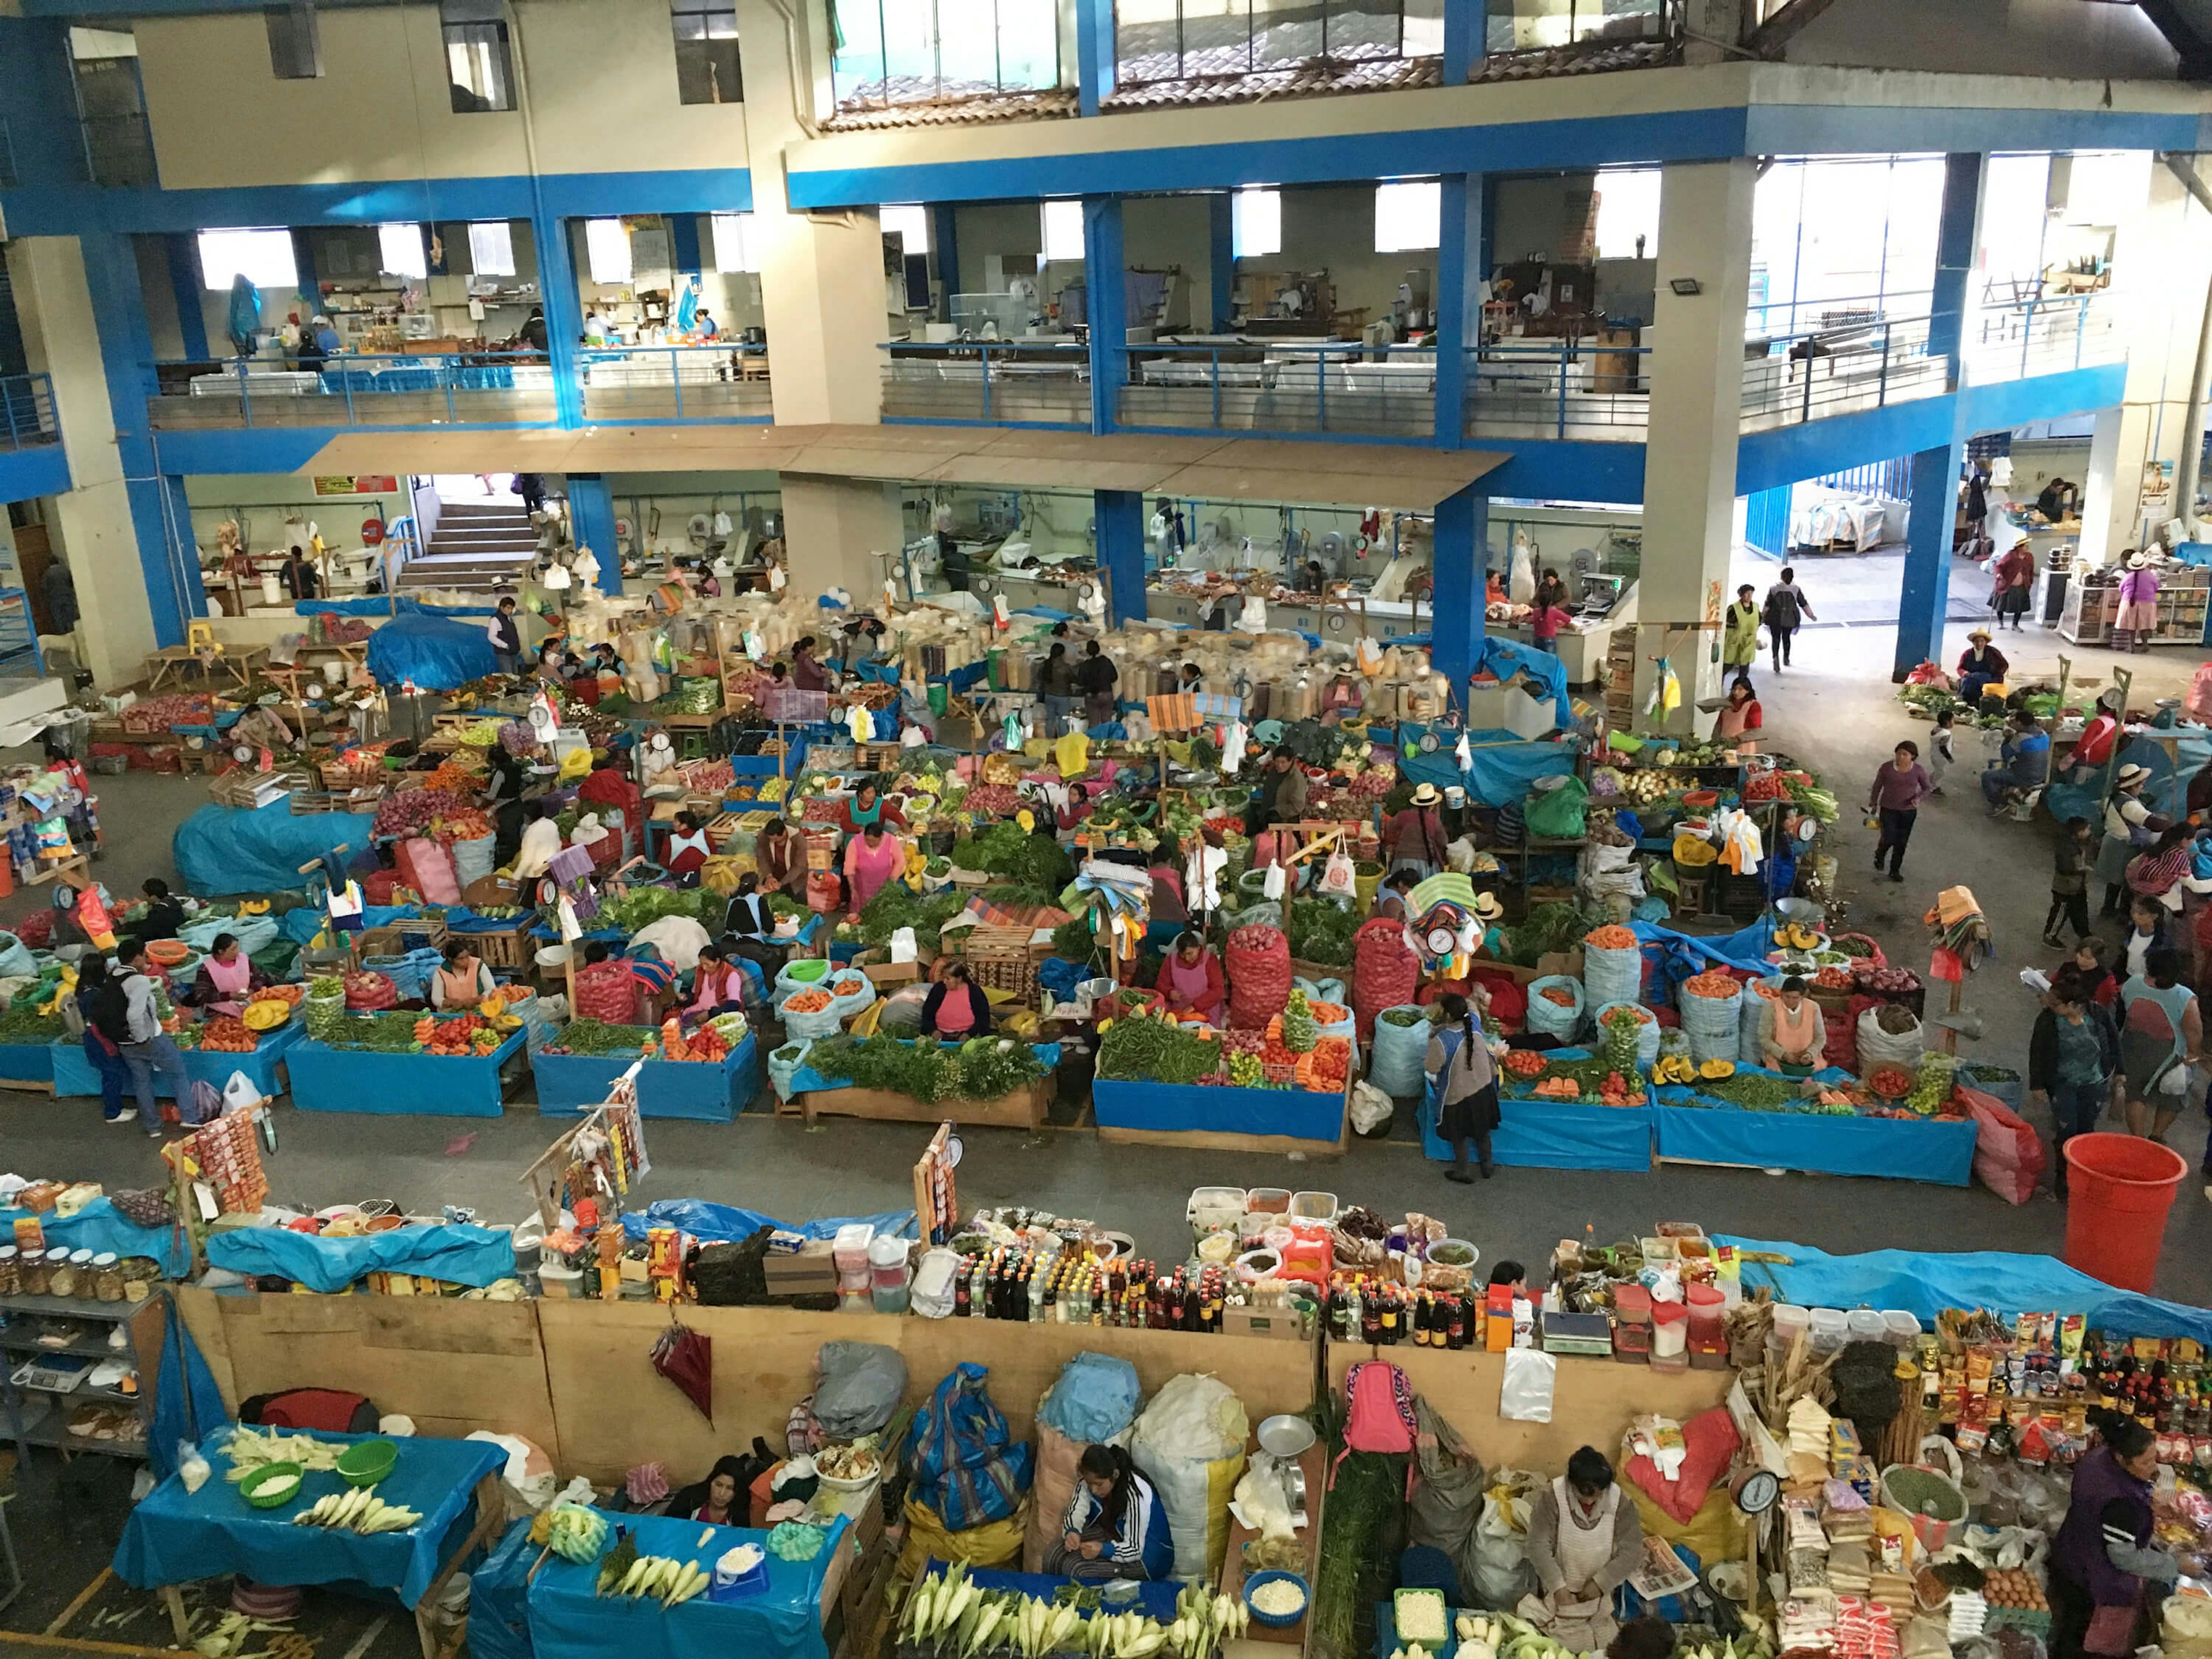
[1220,1306,1310,1342]
[1535,948,1584,980]
[862,961,921,987]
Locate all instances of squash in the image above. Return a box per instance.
[241,999,291,1032]
[1698,1058,1736,1080]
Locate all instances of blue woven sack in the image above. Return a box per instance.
[903,1361,1033,1530]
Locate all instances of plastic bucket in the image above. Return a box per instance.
[1651,1300,1688,1358]
[2063,1132,2188,1291]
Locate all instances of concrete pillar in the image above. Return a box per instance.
[1085,199,1126,434]
[162,235,211,362]
[1432,175,1484,448]
[533,212,586,427]
[1431,487,1487,700]
[1679,0,1744,66]
[566,474,622,596]
[1896,442,1964,679]
[1441,0,1483,83]
[1635,158,1755,731]
[1096,489,1146,624]
[1926,154,1986,381]
[2080,404,2127,567]
[737,0,886,427]
[6,236,175,686]
[1208,195,1234,332]
[781,475,904,604]
[1074,0,1115,116]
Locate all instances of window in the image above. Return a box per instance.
[1041,200,1085,264]
[712,212,758,273]
[881,204,930,256]
[1118,0,1441,86]
[1374,181,1439,253]
[672,1,741,103]
[441,1,514,113]
[468,220,516,276]
[197,228,298,291]
[378,222,428,280]
[266,3,322,78]
[585,219,634,285]
[1592,168,1661,260]
[831,0,1059,113]
[1232,188,1280,259]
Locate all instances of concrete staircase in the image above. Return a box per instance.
[397,502,541,592]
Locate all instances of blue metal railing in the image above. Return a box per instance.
[1462,336,1650,441]
[880,340,1088,426]
[149,351,562,431]
[1115,341,1437,437]
[0,374,59,452]
[575,342,771,423]
[1739,312,1942,431]
[1968,294,2118,382]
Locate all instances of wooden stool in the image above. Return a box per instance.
[1673,872,1710,915]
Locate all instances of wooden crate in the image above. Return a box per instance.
[209,768,310,808]
[291,785,388,815]
[471,927,531,972]
[956,925,1041,1000]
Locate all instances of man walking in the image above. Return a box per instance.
[116,939,192,1137]
[1762,567,1816,671]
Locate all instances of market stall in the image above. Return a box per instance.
[51,1017,307,1105]
[532,1025,760,1121]
[288,1002,532,1118]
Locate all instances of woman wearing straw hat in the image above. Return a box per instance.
[1956,628,2009,707]
[2097,764,2169,918]
[2112,552,2162,654]
[1385,783,1449,881]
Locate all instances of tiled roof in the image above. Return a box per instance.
[825,85,1079,130]
[1103,53,1440,108]
[1469,36,1679,81]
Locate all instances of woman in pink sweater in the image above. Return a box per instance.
[842,822,906,919]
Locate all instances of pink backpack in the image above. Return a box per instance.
[1334,1360,1419,1486]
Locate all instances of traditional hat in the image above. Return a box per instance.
[1410,783,1441,807]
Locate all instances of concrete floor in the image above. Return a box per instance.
[0,558,2207,1649]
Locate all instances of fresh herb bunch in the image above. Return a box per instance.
[809,1033,1044,1103]
[319,1012,425,1052]
[950,822,1070,891]
[855,884,969,948]
[547,1019,654,1056]
[1287,896,1357,967]
[1051,915,1099,963]
[1096,1014,1221,1085]
[0,1007,64,1043]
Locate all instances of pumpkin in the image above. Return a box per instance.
[1698,1058,1736,1080]
[241,999,291,1032]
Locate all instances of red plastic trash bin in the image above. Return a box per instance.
[2063,1132,2188,1292]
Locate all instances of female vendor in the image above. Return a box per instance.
[430,941,497,1010]
[1154,933,1226,1022]
[187,933,272,1015]
[755,817,806,897]
[1760,975,1825,1071]
[2049,1411,2176,1659]
[665,810,715,884]
[1525,1447,1643,1654]
[843,821,905,919]
[922,960,993,1038]
[1045,1445,1172,1582]
[685,943,749,1025]
[666,1456,749,1527]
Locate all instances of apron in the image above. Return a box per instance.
[437,964,483,1009]
[1772,998,1822,1063]
[1166,954,1212,1010]
[1528,1480,1621,1653]
[203,953,253,1017]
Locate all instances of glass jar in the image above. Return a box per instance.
[44,1254,76,1300]
[0,1245,18,1295]
[92,1253,123,1302]
[18,1248,49,1296]
[122,1259,158,1302]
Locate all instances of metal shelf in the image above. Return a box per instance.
[2,1287,156,1467]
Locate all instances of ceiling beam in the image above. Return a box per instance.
[1744,0,1849,58]
[2135,0,2212,80]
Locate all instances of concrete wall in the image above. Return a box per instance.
[1786,0,2177,78]
[600,471,785,559]
[134,0,745,191]
[1124,195,1214,331]
[1248,184,1436,333]
[180,475,411,562]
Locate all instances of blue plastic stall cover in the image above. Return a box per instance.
[528,1513,847,1659]
[1715,1236,2212,1344]
[1475,636,1574,728]
[621,1198,918,1246]
[52,1021,304,1103]
[282,902,423,945]
[115,1430,509,1606]
[206,1223,518,1291]
[1418,1087,1654,1172]
[287,1028,527,1116]
[1397,725,1576,807]
[469,1521,539,1659]
[2047,732,2212,826]
[150,1296,231,1479]
[1091,1078,1346,1143]
[173,806,378,897]
[1654,1106,1975,1186]
[0,1197,191,1276]
[367,612,500,690]
[0,1041,54,1082]
[296,597,497,618]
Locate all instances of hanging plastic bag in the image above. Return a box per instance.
[74,885,118,952]
[1262,862,1287,901]
[1318,851,1357,897]
[1499,1349,1556,1423]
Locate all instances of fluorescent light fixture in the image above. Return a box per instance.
[1232,188,1280,259]
[1374,181,1440,253]
[1041,199,1085,263]
[378,222,428,279]
[196,228,298,291]
[467,220,516,276]
[585,218,633,285]
[711,213,757,274]
[880,203,930,255]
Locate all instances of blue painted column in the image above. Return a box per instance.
[79,232,194,644]
[1096,489,1146,624]
[1431,174,1484,448]
[532,211,586,427]
[1926,153,1985,381]
[1431,486,1487,702]
[290,229,323,321]
[162,234,210,361]
[1441,0,1485,84]
[1208,194,1234,331]
[931,204,961,320]
[162,474,209,620]
[669,214,703,282]
[1084,198,1126,434]
[567,474,622,596]
[1895,442,1963,681]
[1074,0,1115,115]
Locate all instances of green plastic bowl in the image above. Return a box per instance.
[336,1439,399,1488]
[241,1461,305,1509]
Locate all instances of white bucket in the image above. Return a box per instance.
[1444,786,1467,809]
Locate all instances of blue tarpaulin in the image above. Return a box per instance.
[1654,1100,1975,1185]
[1715,1235,2212,1343]
[116,1429,507,1606]
[1092,1078,1345,1143]
[294,597,497,618]
[150,1296,231,1479]
[173,805,376,896]
[1418,1078,1655,1171]
[1395,723,1577,806]
[620,1198,918,1245]
[367,612,499,690]
[281,902,423,945]
[0,1196,191,1277]
[469,1521,537,1659]
[206,1223,517,1291]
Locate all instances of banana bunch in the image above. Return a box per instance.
[601,1555,711,1604]
[292,1488,422,1534]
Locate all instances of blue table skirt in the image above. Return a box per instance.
[114,1427,508,1607]
[0,1039,55,1082]
[289,1027,527,1116]
[532,1033,760,1120]
[1419,1089,1655,1172]
[50,1021,305,1101]
[528,1510,847,1659]
[1092,1078,1346,1144]
[206,1222,517,1291]
[0,1196,191,1276]
[1653,1103,1976,1185]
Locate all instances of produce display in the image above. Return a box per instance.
[225,1426,346,1478]
[344,971,400,1012]
[539,1020,658,1057]
[185,1016,257,1054]
[899,1567,1249,1659]
[658,1017,731,1064]
[372,789,469,837]
[809,1033,1044,1103]
[293,1490,423,1534]
[595,1538,710,1604]
[530,1502,609,1562]
[0,1007,65,1044]
[415,1013,503,1056]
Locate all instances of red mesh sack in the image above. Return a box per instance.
[361,868,406,907]
[1351,918,1420,1040]
[1226,924,1291,1029]
[806,870,843,914]
[574,960,645,1024]
[1961,1086,2046,1206]
[1823,1006,1857,1074]
[12,910,52,949]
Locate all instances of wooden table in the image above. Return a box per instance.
[1217,1435,1324,1645]
[145,644,267,692]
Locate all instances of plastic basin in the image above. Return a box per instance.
[2064,1132,2187,1292]
[336,1438,399,1487]
[240,1461,305,1509]
[1243,1571,1310,1628]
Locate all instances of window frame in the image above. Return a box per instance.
[441,14,516,113]
[671,0,743,104]
[264,3,323,79]
[831,0,1062,114]
[1113,0,1441,87]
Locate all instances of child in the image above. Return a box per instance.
[2046,816,2096,947]
[1926,707,1957,797]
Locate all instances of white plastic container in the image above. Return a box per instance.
[1772,1303,1811,1344]
[832,1222,876,1272]
[1188,1186,1247,1235]
[1845,1308,1887,1343]
[1808,1307,1848,1353]
[1881,1309,1922,1346]
[909,1247,961,1318]
[867,1233,910,1292]
[1245,1187,1293,1215]
[1289,1191,1338,1223]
